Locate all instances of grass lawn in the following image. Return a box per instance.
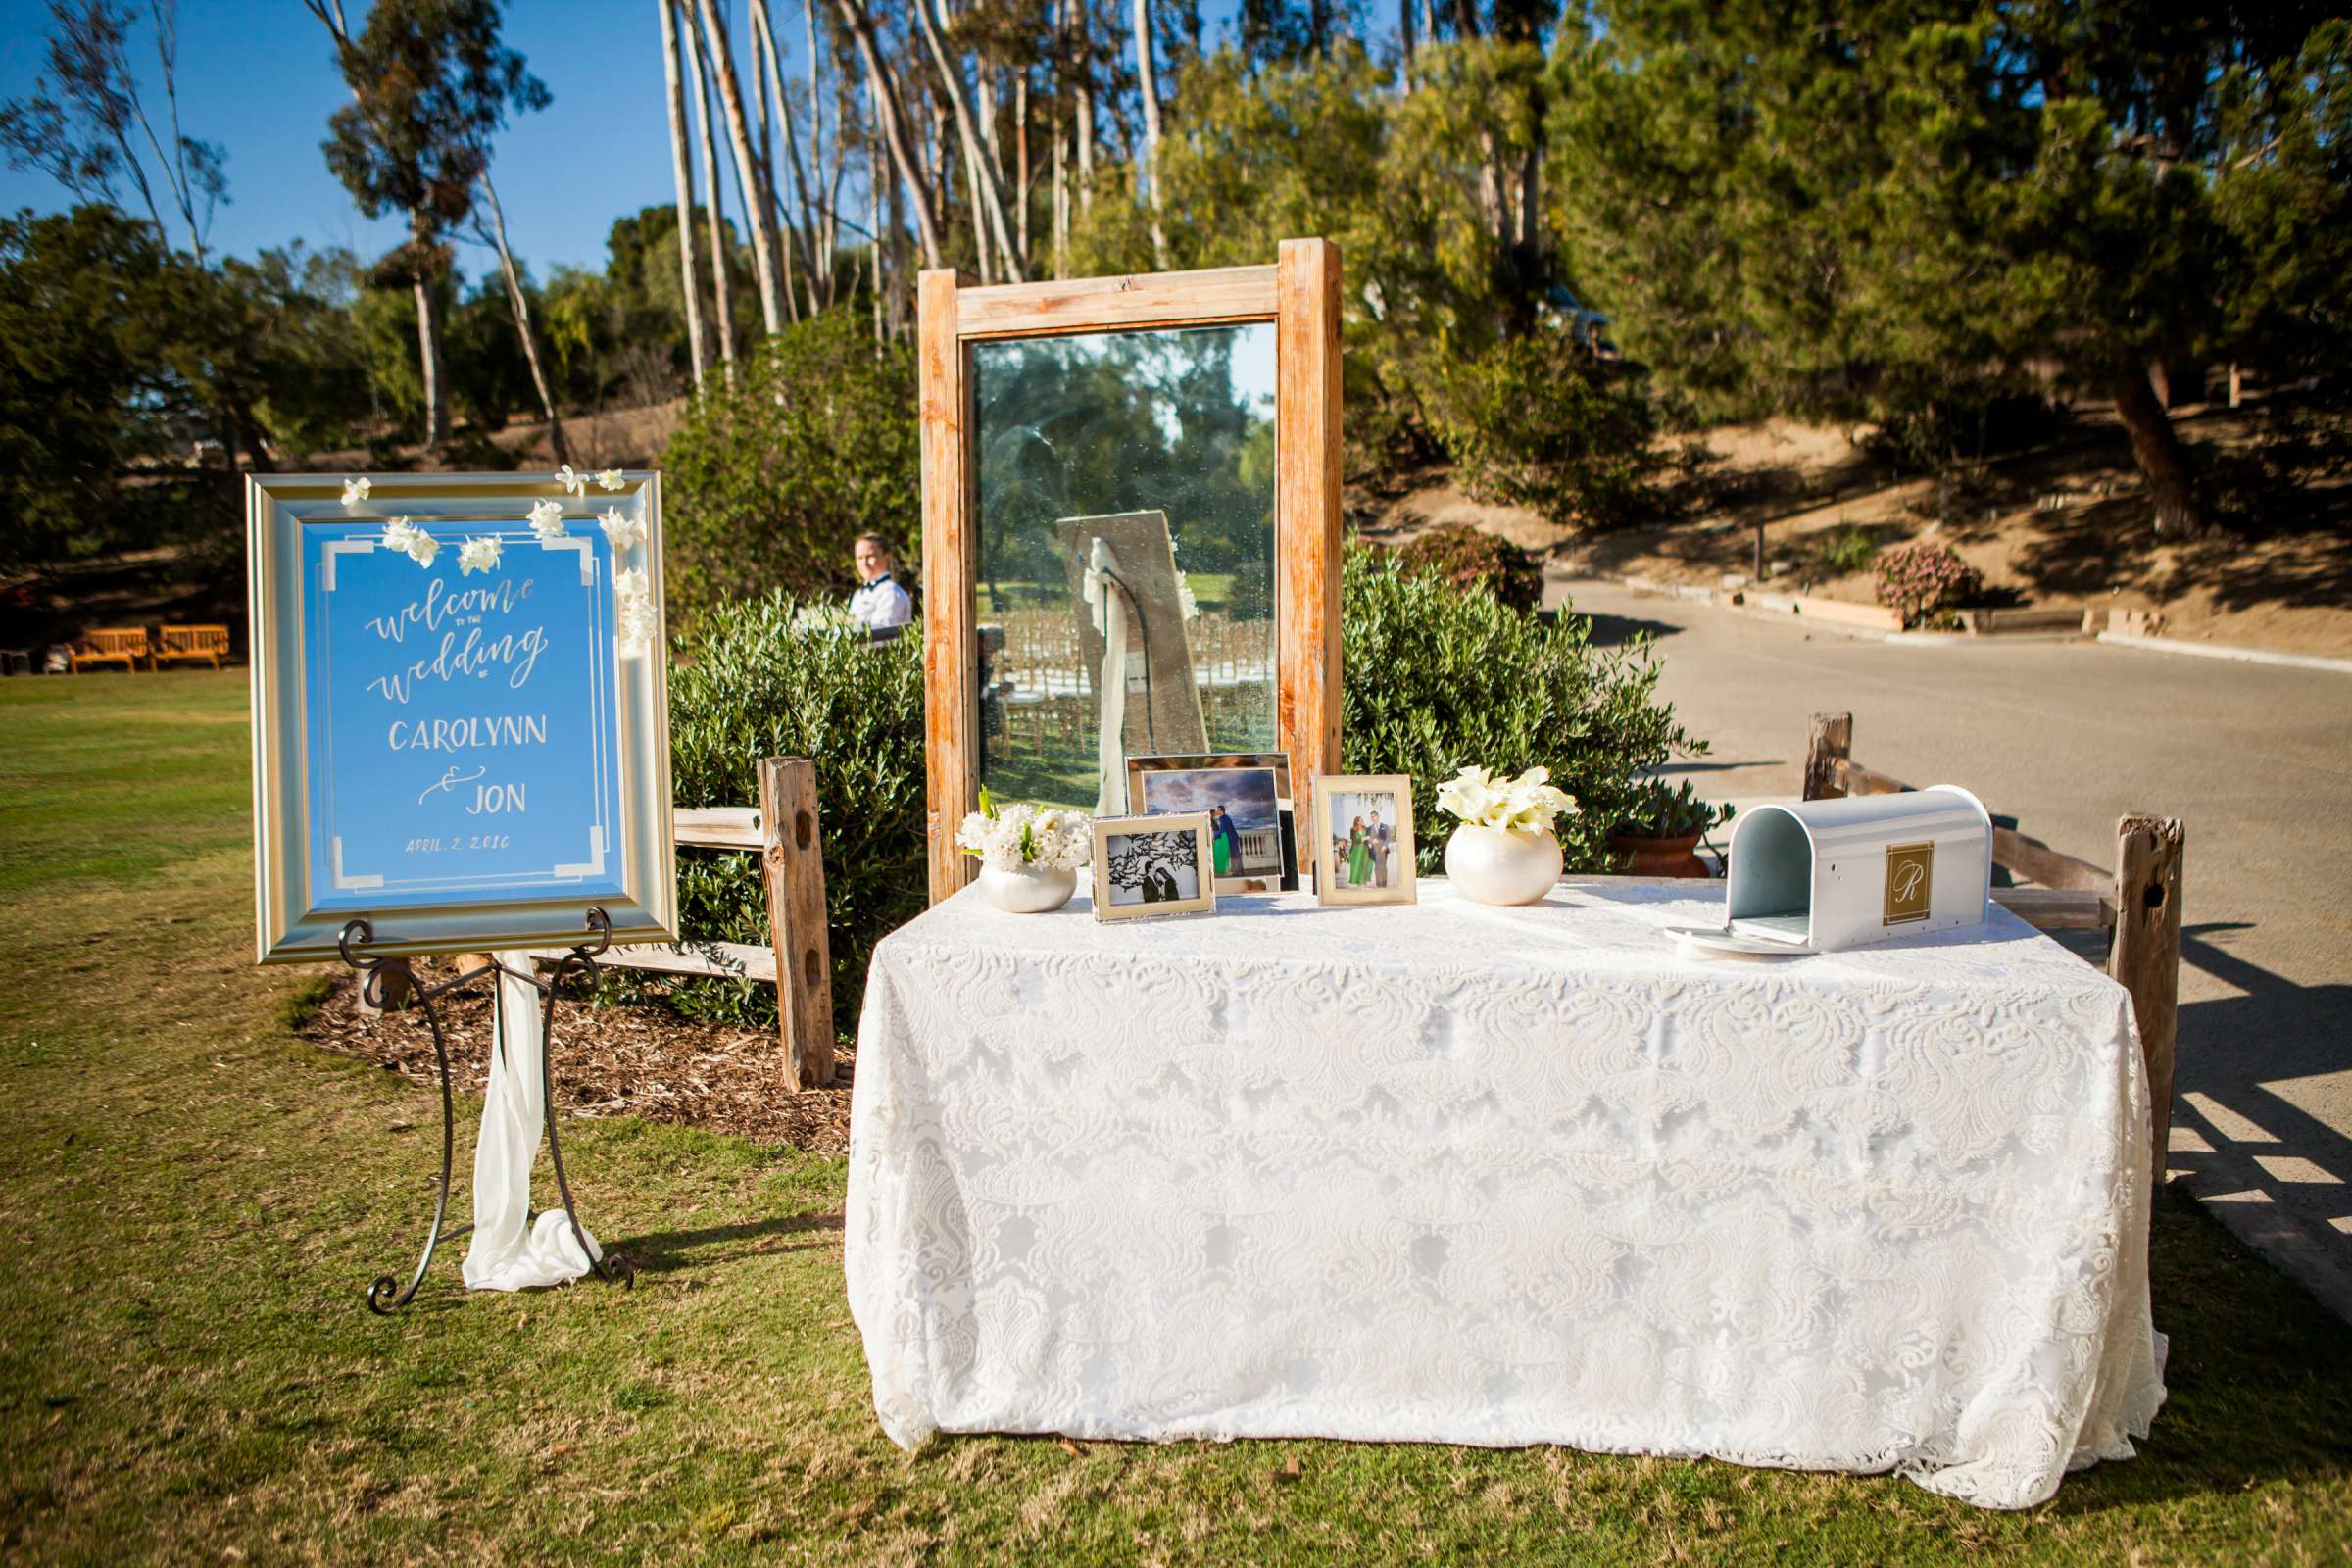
[2,670,2350,1564]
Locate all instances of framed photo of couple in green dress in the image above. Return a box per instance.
[1310,774,1417,906]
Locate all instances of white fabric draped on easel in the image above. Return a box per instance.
[1082,537,1132,817]
[461,961,603,1291]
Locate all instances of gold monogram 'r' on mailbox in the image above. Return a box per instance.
[1724,786,1993,953]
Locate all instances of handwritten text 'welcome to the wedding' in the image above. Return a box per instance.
[362,573,551,834]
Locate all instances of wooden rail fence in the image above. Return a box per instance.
[561,757,836,1090]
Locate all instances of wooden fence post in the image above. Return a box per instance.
[759,758,835,1089]
[1803,711,1853,802]
[2110,815,2185,1195]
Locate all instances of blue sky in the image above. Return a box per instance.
[0,0,1295,281]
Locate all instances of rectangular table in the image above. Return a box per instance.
[846,880,2164,1509]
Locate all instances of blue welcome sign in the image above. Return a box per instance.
[249,473,676,964]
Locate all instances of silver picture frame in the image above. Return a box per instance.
[246,471,677,964]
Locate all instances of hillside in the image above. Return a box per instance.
[1360,396,2352,658]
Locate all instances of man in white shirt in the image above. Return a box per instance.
[847,533,913,632]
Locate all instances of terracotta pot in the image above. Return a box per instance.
[1608,830,1708,879]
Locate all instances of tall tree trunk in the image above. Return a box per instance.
[806,0,828,290]
[2112,358,2205,539]
[658,0,708,390]
[1399,0,1415,86]
[684,5,739,380]
[1076,60,1095,214]
[409,215,450,444]
[1014,69,1030,263]
[1132,0,1169,266]
[746,0,797,322]
[962,130,993,283]
[915,0,1025,281]
[692,0,786,334]
[836,0,945,269]
[868,103,885,344]
[476,172,569,466]
[1051,4,1068,281]
[753,0,825,317]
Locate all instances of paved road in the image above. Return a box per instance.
[1554,576,2352,1313]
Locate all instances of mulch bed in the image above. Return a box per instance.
[299,959,855,1153]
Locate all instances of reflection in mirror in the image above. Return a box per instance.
[972,322,1278,814]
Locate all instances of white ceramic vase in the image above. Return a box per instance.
[978,861,1078,913]
[1444,824,1563,906]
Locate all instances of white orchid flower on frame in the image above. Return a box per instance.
[598,506,644,554]
[528,497,567,540]
[612,565,656,652]
[380,516,438,567]
[341,476,372,507]
[458,536,503,575]
[555,464,587,496]
[595,468,625,491]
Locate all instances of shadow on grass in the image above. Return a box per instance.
[620,1209,843,1275]
[2043,1184,2352,1515]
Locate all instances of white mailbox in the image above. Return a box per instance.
[1721,786,1993,953]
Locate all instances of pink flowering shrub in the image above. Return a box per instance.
[1873,540,1984,627]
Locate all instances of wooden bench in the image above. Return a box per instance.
[70,627,151,672]
[1802,711,2186,1190]
[561,758,836,1090]
[154,623,232,668]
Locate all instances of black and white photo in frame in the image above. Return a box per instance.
[1089,813,1217,921]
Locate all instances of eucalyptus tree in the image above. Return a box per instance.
[0,0,227,265]
[307,0,549,447]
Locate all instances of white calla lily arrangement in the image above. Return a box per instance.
[1436,764,1579,832]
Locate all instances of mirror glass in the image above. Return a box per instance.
[971,321,1278,813]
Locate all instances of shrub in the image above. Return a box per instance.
[1815,526,1877,576]
[1423,335,1668,531]
[662,308,919,622]
[1390,523,1544,613]
[1613,777,1735,838]
[650,593,927,1037]
[1872,540,1984,627]
[1341,546,1706,872]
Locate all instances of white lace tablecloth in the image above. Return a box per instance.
[846,880,2165,1508]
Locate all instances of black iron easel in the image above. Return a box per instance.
[337,908,635,1314]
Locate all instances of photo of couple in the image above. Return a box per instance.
[1312,776,1417,906]
[1331,797,1396,889]
[1090,812,1218,920]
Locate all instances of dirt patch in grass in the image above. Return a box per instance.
[299,965,854,1153]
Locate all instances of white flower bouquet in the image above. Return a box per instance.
[957,789,1092,872]
[1436,764,1578,832]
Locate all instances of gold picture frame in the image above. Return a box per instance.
[1309,774,1418,906]
[1089,813,1218,921]
[246,471,676,965]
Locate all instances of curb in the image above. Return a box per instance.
[1607,575,1892,641]
[2097,631,2352,676]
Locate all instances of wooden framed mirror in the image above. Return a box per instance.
[918,239,1343,903]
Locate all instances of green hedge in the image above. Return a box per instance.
[645,594,927,1038]
[1340,545,1704,872]
[657,549,1706,1032]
